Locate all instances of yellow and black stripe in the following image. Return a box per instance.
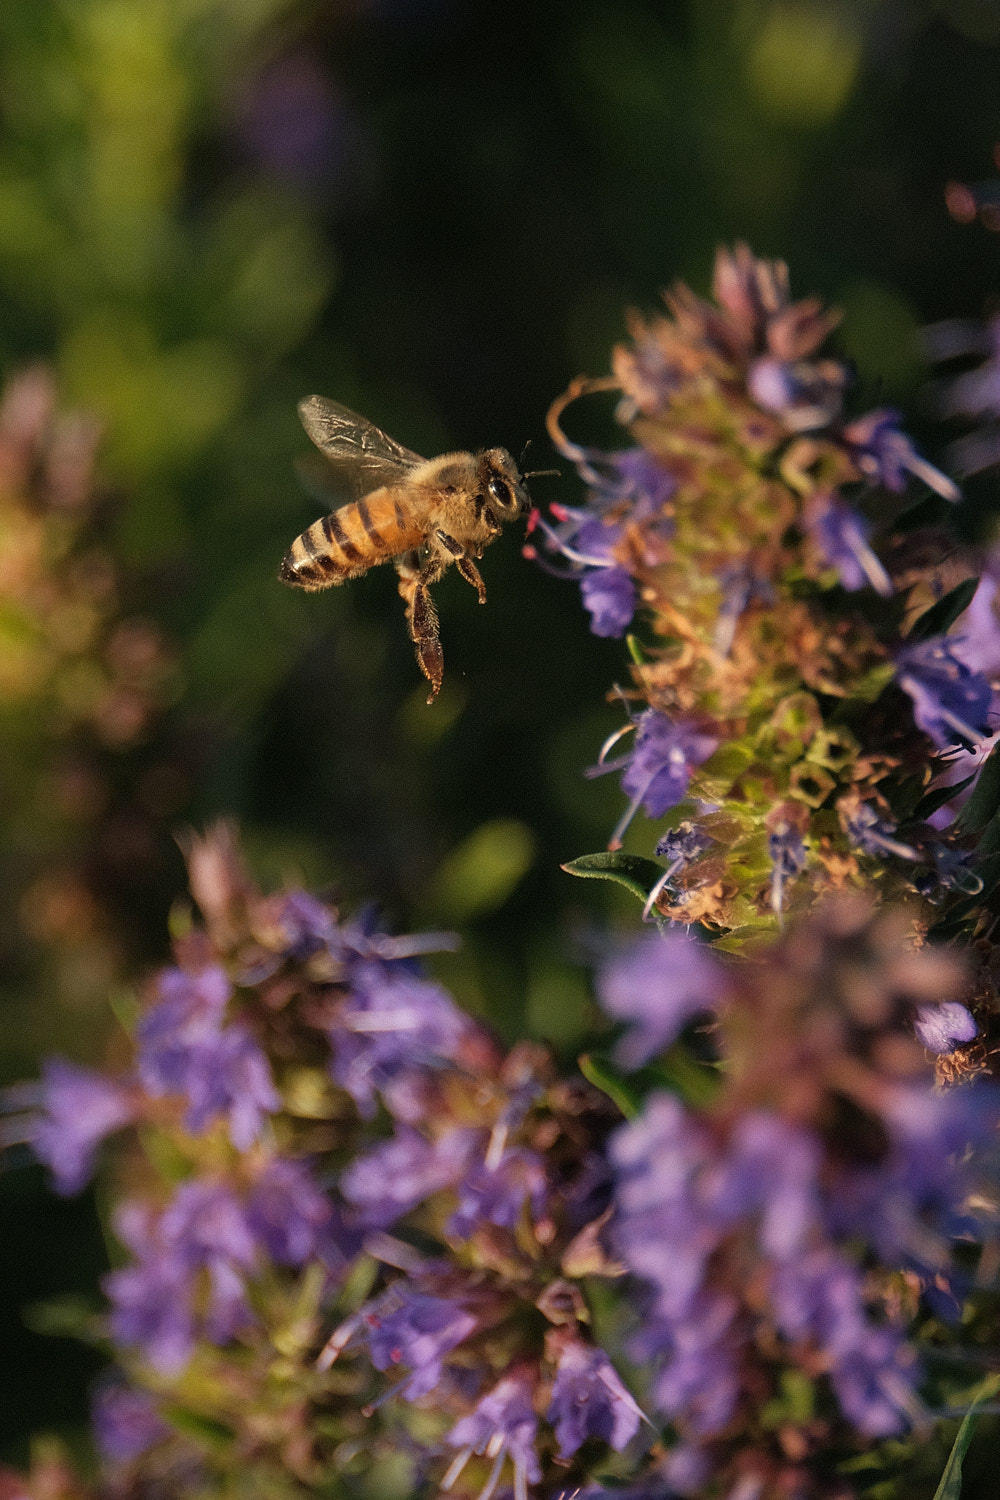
[279,491,424,590]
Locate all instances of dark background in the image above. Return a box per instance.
[0,0,999,1461]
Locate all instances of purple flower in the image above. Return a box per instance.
[747,354,846,431]
[33,1059,134,1195]
[138,964,279,1148]
[770,1250,913,1438]
[843,409,959,501]
[179,1024,281,1150]
[547,1339,644,1457]
[596,930,721,1068]
[767,822,806,917]
[159,1180,258,1272]
[914,1001,978,1054]
[895,638,993,749]
[236,53,350,188]
[363,1286,477,1399]
[447,1146,549,1238]
[330,961,474,1119]
[105,1252,195,1377]
[446,1373,541,1500]
[92,1382,169,1464]
[638,1294,742,1437]
[591,710,717,850]
[803,493,892,595]
[844,802,918,862]
[137,964,231,1095]
[246,1157,331,1265]
[528,450,673,639]
[580,565,636,637]
[340,1126,476,1228]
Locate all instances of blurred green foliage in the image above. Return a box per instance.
[1,0,1000,1467]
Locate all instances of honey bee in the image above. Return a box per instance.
[279,396,531,701]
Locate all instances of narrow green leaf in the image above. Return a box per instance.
[955,739,1000,835]
[578,1053,643,1118]
[932,1375,1000,1500]
[908,576,979,643]
[626,634,647,665]
[561,851,665,902]
[913,773,976,823]
[165,1409,238,1449]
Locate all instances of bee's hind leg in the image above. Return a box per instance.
[396,552,444,702]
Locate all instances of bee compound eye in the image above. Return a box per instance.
[487,475,517,516]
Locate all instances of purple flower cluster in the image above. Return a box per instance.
[106,1158,329,1374]
[610,1090,991,1456]
[527,449,674,638]
[138,963,280,1149]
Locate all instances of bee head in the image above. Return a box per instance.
[481,449,530,523]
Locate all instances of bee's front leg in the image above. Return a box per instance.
[455,555,487,604]
[396,551,444,702]
[434,529,486,604]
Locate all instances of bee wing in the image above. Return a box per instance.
[298,395,424,497]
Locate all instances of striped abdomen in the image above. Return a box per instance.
[279,488,425,591]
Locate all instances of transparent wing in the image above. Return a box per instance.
[298,395,424,497]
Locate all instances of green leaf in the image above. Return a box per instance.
[22,1295,100,1341]
[578,1053,643,1118]
[932,1375,1000,1500]
[164,1409,237,1449]
[912,773,976,823]
[626,634,648,665]
[907,576,979,643]
[955,739,1000,835]
[561,851,665,902]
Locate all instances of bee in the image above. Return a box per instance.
[279,395,531,701]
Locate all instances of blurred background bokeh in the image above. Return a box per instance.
[1,0,1000,1464]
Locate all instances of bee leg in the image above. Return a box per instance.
[396,553,444,702]
[455,554,487,604]
[435,529,464,557]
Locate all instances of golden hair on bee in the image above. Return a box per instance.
[279,396,531,702]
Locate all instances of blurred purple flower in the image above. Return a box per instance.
[341,1126,476,1228]
[914,1001,978,1054]
[92,1382,169,1464]
[137,964,231,1094]
[105,1252,196,1377]
[330,961,475,1119]
[447,1145,549,1238]
[547,1340,644,1457]
[596,929,721,1068]
[179,1023,281,1149]
[580,565,637,637]
[951,575,1000,676]
[896,638,993,749]
[33,1059,134,1195]
[364,1286,477,1399]
[748,354,846,431]
[803,493,891,595]
[247,1157,331,1265]
[636,1293,741,1437]
[770,1250,912,1437]
[236,53,357,191]
[446,1372,541,1499]
[843,409,959,500]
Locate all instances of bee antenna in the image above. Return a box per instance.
[518,439,533,471]
[523,468,561,481]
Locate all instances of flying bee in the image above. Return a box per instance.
[279,395,534,701]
